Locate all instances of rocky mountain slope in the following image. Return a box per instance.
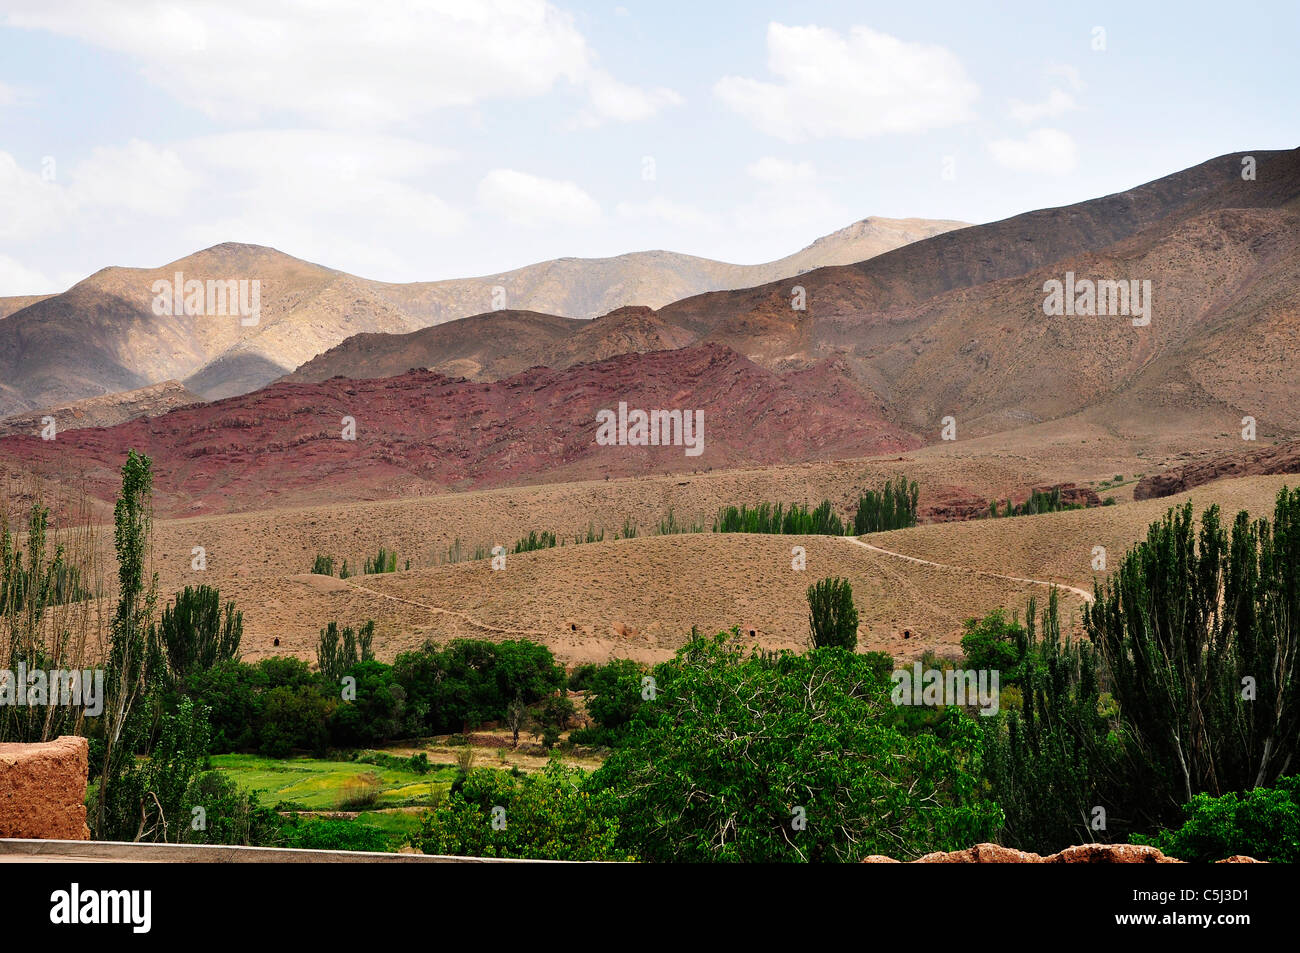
[0,343,920,516]
[293,150,1300,443]
[0,218,964,416]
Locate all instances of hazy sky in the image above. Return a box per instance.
[1,0,1296,294]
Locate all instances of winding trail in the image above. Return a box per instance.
[340,579,550,636]
[838,535,1096,604]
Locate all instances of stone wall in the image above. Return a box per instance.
[863,843,1262,863]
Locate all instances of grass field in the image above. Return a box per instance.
[209,752,460,811]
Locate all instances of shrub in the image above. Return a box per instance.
[182,771,281,846]
[1132,776,1300,863]
[311,554,335,575]
[278,816,393,852]
[336,772,382,811]
[414,761,630,861]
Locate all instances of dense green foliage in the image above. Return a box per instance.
[316,620,375,683]
[1132,775,1300,863]
[1086,490,1300,813]
[987,487,1082,518]
[414,760,631,860]
[853,477,919,534]
[984,488,1300,854]
[568,658,647,746]
[959,608,1029,684]
[152,584,243,685]
[807,576,859,650]
[980,591,1131,851]
[591,631,1002,861]
[713,500,844,535]
[173,637,569,755]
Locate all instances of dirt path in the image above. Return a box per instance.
[839,535,1096,604]
[340,580,551,636]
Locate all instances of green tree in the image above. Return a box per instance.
[982,590,1130,852]
[414,760,631,860]
[592,631,1001,861]
[316,620,375,683]
[807,576,858,650]
[854,477,919,534]
[573,658,646,746]
[152,585,242,685]
[959,608,1027,682]
[92,450,162,840]
[1085,490,1300,814]
[97,696,210,842]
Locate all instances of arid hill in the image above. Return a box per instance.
[290,150,1300,444]
[286,310,589,384]
[107,472,1300,667]
[0,343,920,516]
[0,380,203,438]
[0,294,53,319]
[1135,438,1300,499]
[365,216,968,325]
[0,217,963,417]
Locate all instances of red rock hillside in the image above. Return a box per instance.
[0,343,921,517]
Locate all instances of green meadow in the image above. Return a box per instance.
[209,752,460,811]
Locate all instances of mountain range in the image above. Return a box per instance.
[0,216,964,417]
[2,148,1297,515]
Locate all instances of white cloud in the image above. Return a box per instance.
[987,128,1078,175]
[177,130,463,276]
[0,82,16,106]
[70,139,197,215]
[715,23,978,141]
[746,157,817,185]
[1047,63,1085,92]
[615,196,719,231]
[478,169,601,228]
[0,253,58,296]
[1007,88,1077,123]
[0,151,73,240]
[734,158,845,237]
[4,0,678,127]
[581,69,682,123]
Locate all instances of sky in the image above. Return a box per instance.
[0,0,1296,295]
